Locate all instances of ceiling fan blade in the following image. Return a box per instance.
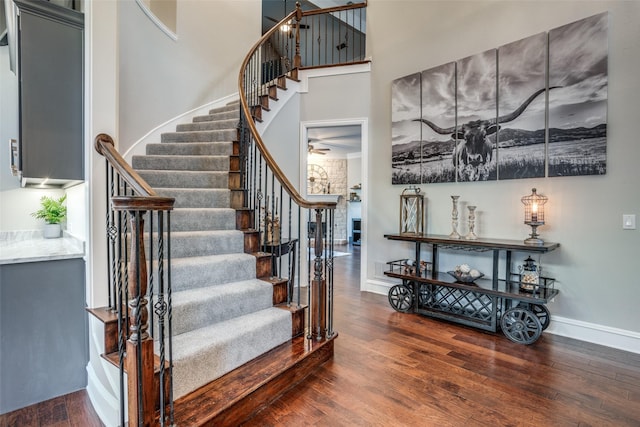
[265,16,280,24]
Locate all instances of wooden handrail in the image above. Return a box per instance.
[238,3,366,211]
[95,133,158,199]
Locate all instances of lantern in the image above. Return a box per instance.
[518,256,541,292]
[400,186,424,235]
[521,188,548,245]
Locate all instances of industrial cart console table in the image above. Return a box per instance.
[383,234,560,344]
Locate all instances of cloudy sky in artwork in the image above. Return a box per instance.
[391,73,421,146]
[548,12,608,129]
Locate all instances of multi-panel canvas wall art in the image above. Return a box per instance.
[419,62,456,183]
[497,33,547,180]
[391,73,421,185]
[391,12,608,185]
[548,12,608,177]
[455,49,497,182]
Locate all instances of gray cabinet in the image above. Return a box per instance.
[0,258,88,414]
[15,0,84,187]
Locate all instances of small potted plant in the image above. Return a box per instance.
[32,195,67,238]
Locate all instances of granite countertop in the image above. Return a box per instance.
[0,230,85,265]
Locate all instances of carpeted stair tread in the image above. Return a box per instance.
[193,110,239,123]
[154,188,231,209]
[146,142,233,156]
[136,170,228,188]
[168,208,237,231]
[170,253,257,292]
[132,155,229,172]
[167,279,275,336]
[169,307,292,399]
[168,230,244,258]
[161,130,237,143]
[209,104,239,114]
[176,119,238,132]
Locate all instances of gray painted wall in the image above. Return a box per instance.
[0,258,88,414]
[117,0,261,153]
[366,1,640,337]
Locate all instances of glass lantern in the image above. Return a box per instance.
[400,186,424,235]
[518,256,541,293]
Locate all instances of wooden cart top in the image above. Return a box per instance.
[384,233,560,253]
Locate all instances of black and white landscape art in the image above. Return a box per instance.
[390,13,608,184]
[497,32,547,180]
[391,73,421,185]
[419,62,456,183]
[548,12,608,177]
[456,49,497,182]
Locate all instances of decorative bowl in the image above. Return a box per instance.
[447,270,484,283]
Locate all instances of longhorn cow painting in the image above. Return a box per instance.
[497,32,547,180]
[391,12,608,184]
[548,12,608,176]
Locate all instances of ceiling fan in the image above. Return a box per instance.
[308,144,330,155]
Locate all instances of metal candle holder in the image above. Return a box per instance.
[521,188,548,246]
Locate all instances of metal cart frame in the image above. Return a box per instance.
[384,234,560,345]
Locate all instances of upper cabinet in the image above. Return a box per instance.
[15,0,83,187]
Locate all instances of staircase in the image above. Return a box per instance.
[90,77,336,425]
[131,102,297,400]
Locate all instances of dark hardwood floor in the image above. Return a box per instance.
[3,244,639,426]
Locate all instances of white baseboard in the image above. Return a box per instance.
[363,279,640,354]
[363,278,394,295]
[546,315,640,354]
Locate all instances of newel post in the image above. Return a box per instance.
[310,209,327,340]
[126,210,155,427]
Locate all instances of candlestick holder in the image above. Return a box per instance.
[449,195,461,239]
[465,205,478,240]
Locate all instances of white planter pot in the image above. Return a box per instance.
[43,223,62,239]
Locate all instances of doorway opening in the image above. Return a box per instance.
[301,119,368,291]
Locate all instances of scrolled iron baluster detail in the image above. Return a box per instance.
[311,208,327,341]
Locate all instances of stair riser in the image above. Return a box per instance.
[166,209,237,232]
[166,231,245,259]
[137,171,228,189]
[177,119,238,132]
[161,130,237,143]
[146,142,233,156]
[193,111,239,123]
[154,189,231,209]
[133,156,229,172]
[209,104,239,115]
[170,308,292,399]
[166,280,274,336]
[171,255,257,292]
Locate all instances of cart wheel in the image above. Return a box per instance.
[518,302,550,330]
[388,284,414,312]
[501,307,542,345]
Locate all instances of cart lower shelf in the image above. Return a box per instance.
[387,280,553,345]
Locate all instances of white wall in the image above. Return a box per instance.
[366,1,640,347]
[117,0,260,153]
